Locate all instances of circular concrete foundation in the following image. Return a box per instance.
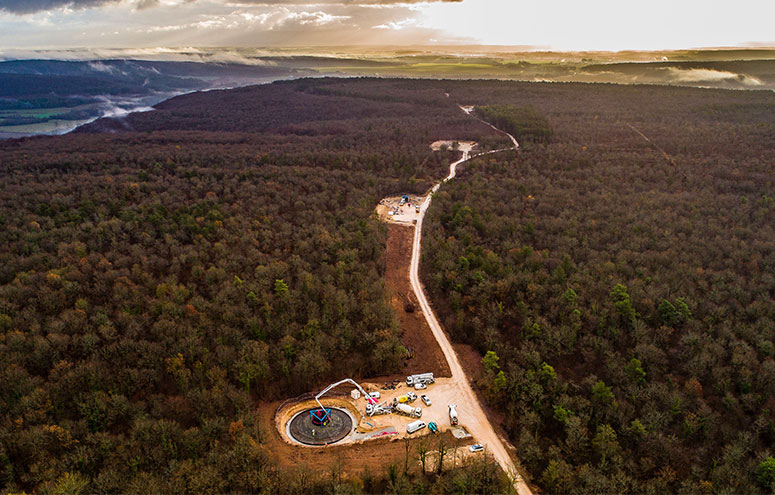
[286,407,354,446]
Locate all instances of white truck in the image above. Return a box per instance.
[365,401,393,416]
[407,420,426,434]
[448,404,459,426]
[406,373,435,387]
[395,402,423,418]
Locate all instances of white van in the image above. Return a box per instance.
[407,420,427,434]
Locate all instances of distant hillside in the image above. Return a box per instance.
[0,59,307,138]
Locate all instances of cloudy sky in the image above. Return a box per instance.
[0,0,773,51]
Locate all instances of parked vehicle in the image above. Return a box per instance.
[365,401,393,416]
[406,373,435,387]
[421,394,431,406]
[428,421,438,433]
[395,402,422,418]
[469,444,484,453]
[448,404,459,426]
[396,391,417,403]
[414,382,427,390]
[407,420,426,434]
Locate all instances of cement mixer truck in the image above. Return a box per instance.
[448,403,459,426]
[395,402,422,418]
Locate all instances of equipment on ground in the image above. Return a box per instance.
[406,373,435,387]
[407,420,426,434]
[394,402,422,418]
[365,401,394,416]
[448,404,459,426]
[310,408,332,426]
[314,378,379,423]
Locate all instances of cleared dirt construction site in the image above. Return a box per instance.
[287,407,354,446]
[375,195,423,225]
[270,105,530,494]
[276,378,480,447]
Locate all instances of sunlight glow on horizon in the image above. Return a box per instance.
[0,0,774,51]
[415,0,775,51]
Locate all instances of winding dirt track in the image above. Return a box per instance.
[410,110,532,495]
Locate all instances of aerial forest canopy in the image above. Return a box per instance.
[475,104,553,144]
[1,77,775,493]
[423,81,775,493]
[0,78,509,494]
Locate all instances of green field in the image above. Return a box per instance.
[0,118,93,134]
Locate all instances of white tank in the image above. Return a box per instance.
[395,403,422,418]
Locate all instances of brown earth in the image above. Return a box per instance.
[384,223,451,379]
[257,399,470,475]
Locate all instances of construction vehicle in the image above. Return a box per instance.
[406,373,435,387]
[407,420,426,434]
[313,378,379,421]
[395,391,417,404]
[395,402,422,418]
[448,404,459,426]
[365,401,394,416]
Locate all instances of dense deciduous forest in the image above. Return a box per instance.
[3,76,775,493]
[423,81,775,493]
[0,78,508,493]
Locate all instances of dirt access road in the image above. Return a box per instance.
[410,106,533,495]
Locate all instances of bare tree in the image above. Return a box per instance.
[437,437,448,475]
[417,437,430,474]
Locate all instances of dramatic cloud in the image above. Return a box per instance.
[228,0,461,3]
[0,0,460,15]
[0,0,120,14]
[0,0,773,50]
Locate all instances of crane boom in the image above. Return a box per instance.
[313,378,378,423]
